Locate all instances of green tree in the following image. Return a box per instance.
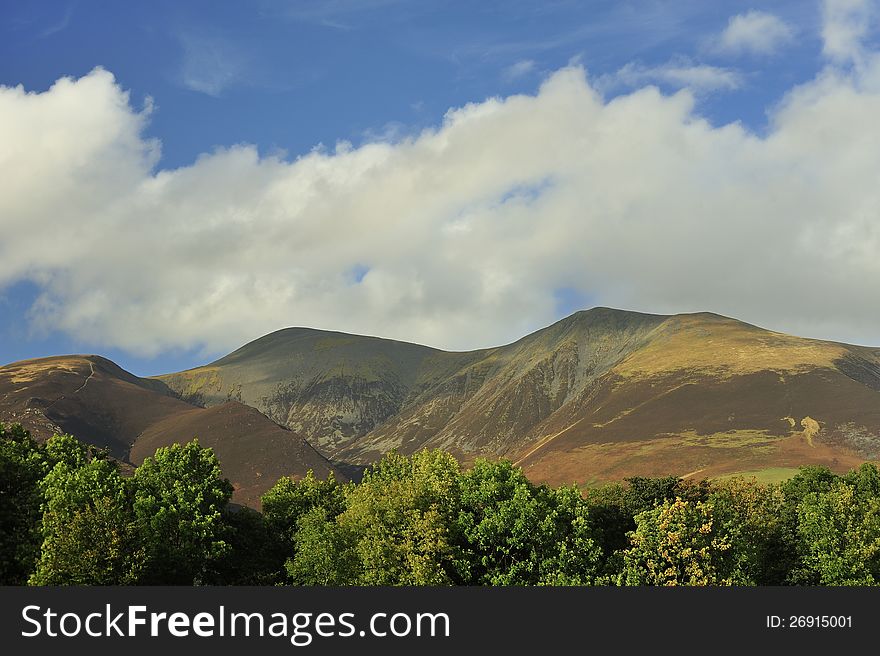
[778,465,841,584]
[0,424,48,584]
[455,459,600,585]
[288,450,462,585]
[287,506,361,585]
[539,485,602,585]
[30,496,142,585]
[706,477,789,585]
[795,464,880,585]
[203,507,281,585]
[30,434,142,585]
[132,440,233,584]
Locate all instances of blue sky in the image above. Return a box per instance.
[2,1,880,375]
[3,1,823,169]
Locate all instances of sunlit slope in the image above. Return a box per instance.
[344,310,880,465]
[508,313,880,486]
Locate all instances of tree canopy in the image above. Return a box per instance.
[3,421,880,587]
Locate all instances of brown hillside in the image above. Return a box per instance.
[0,355,343,506]
[131,401,337,508]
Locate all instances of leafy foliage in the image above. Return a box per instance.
[0,424,48,584]
[621,497,744,586]
[5,421,880,587]
[289,450,461,585]
[30,434,142,585]
[456,459,600,585]
[795,464,880,585]
[132,440,233,584]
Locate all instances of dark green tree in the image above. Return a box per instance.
[203,506,281,585]
[0,424,48,584]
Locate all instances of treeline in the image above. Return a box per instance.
[2,421,880,586]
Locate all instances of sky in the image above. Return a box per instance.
[2,0,880,376]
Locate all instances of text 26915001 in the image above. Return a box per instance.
[766,615,852,629]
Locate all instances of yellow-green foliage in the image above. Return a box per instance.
[621,498,743,586]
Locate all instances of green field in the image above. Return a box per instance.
[716,467,802,484]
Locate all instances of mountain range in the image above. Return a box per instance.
[3,307,879,506]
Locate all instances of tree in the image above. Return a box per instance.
[620,497,750,586]
[778,465,842,584]
[286,506,361,585]
[455,459,600,585]
[203,506,281,585]
[261,470,347,581]
[706,477,789,585]
[538,485,602,585]
[0,424,47,584]
[30,496,142,585]
[795,464,880,585]
[29,434,142,585]
[132,440,233,584]
[584,475,705,576]
[288,450,462,585]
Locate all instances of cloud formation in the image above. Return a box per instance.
[178,32,247,96]
[597,60,742,94]
[822,0,876,64]
[713,10,795,56]
[3,1,880,358]
[503,59,537,81]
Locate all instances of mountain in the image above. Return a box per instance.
[156,308,880,486]
[158,328,483,454]
[4,308,879,494]
[0,355,341,506]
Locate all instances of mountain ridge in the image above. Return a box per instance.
[154,307,880,486]
[3,307,879,499]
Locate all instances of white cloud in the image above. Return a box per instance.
[503,59,537,81]
[822,0,876,64]
[4,33,880,359]
[713,10,795,56]
[596,60,742,94]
